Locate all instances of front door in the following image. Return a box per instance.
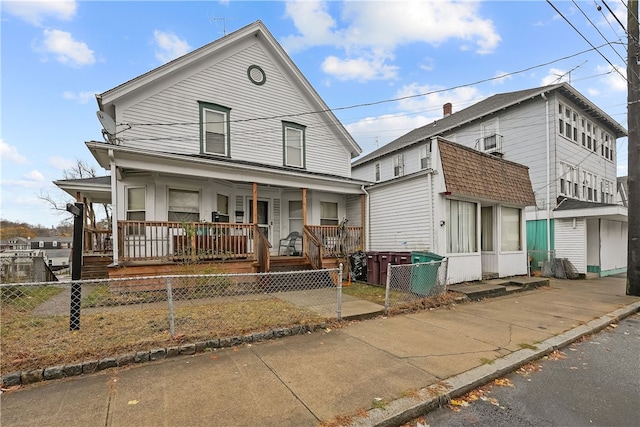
[249,199,269,240]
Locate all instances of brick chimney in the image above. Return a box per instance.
[443,102,452,117]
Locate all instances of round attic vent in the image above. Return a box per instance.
[247,65,266,85]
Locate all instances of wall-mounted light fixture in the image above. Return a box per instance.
[440,220,446,226]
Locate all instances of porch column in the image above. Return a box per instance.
[302,188,307,255]
[252,183,258,225]
[360,194,366,250]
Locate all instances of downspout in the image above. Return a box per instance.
[541,92,551,261]
[361,185,370,252]
[109,149,119,266]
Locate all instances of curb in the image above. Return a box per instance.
[0,321,333,389]
[352,301,640,427]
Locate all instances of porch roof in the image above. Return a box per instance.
[438,138,536,206]
[553,197,628,222]
[54,176,112,204]
[86,141,369,194]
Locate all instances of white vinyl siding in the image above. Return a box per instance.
[368,176,431,252]
[118,42,352,177]
[555,217,586,273]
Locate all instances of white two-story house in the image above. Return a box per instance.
[353,83,628,277]
[56,21,368,277]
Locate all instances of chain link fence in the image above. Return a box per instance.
[384,258,449,314]
[1,267,342,375]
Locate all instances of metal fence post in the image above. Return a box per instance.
[166,277,175,337]
[337,264,343,321]
[384,264,391,316]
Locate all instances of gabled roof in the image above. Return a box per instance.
[353,83,627,167]
[97,20,361,157]
[439,138,536,206]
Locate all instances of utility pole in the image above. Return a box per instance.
[627,0,640,295]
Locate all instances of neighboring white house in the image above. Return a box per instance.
[55,21,368,273]
[360,137,536,284]
[352,83,627,277]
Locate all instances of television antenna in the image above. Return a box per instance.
[210,16,237,36]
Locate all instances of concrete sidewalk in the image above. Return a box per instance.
[2,276,638,427]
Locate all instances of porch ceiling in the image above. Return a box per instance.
[86,141,367,194]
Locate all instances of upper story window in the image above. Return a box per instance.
[420,142,431,169]
[558,103,577,142]
[480,120,501,152]
[39,241,44,248]
[374,162,381,182]
[199,102,230,156]
[559,162,578,198]
[582,170,597,201]
[393,153,404,177]
[168,188,200,222]
[282,121,305,168]
[601,179,615,203]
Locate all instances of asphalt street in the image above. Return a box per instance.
[418,313,640,427]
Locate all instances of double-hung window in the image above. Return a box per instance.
[289,201,303,233]
[283,121,305,168]
[374,162,381,182]
[420,143,431,169]
[127,187,146,221]
[320,201,339,226]
[447,200,477,253]
[199,102,230,156]
[168,189,200,222]
[393,154,404,177]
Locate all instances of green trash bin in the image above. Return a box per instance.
[410,251,444,296]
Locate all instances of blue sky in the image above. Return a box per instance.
[0,0,630,227]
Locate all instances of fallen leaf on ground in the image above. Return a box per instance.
[128,400,139,405]
[211,355,219,360]
[494,378,514,387]
[449,399,468,406]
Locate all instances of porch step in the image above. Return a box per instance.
[268,256,313,272]
[81,255,111,280]
[448,276,550,301]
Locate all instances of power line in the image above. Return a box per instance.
[547,0,628,81]
[574,0,628,65]
[123,43,616,129]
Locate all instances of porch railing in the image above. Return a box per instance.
[306,225,363,257]
[303,226,323,269]
[117,221,254,263]
[84,227,112,253]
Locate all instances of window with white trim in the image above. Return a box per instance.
[582,171,597,201]
[559,162,579,198]
[420,143,431,169]
[481,206,494,252]
[199,102,230,156]
[447,200,477,253]
[558,103,577,142]
[283,121,305,168]
[481,120,500,151]
[168,189,200,222]
[215,193,229,223]
[393,154,404,177]
[501,207,521,251]
[320,201,339,226]
[126,187,146,221]
[374,162,381,182]
[289,201,303,233]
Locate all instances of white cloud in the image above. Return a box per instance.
[39,29,95,67]
[322,55,398,81]
[0,139,28,164]
[492,71,513,85]
[153,30,191,63]
[540,68,571,86]
[3,0,76,26]
[596,64,627,92]
[62,90,96,104]
[3,170,46,188]
[282,0,501,82]
[347,84,487,154]
[48,156,75,171]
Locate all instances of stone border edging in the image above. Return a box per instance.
[1,322,330,389]
[352,301,640,427]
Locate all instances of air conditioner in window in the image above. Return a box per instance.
[483,133,503,156]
